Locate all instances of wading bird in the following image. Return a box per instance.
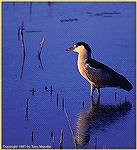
[66,42,132,102]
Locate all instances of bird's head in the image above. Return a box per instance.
[66,42,91,54]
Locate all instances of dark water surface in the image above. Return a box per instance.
[2,2,136,149]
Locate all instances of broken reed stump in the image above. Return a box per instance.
[53,136,55,148]
[59,129,63,149]
[18,22,26,79]
[18,22,26,56]
[50,131,53,138]
[50,129,55,148]
[31,131,34,143]
[50,85,53,96]
[82,101,84,108]
[39,37,45,54]
[52,133,55,148]
[29,88,36,96]
[38,37,45,70]
[56,94,59,106]
[25,98,29,120]
[45,86,48,92]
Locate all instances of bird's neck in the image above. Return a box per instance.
[78,50,91,66]
[77,49,91,83]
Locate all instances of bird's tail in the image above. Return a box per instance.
[120,77,133,91]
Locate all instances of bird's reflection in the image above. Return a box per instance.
[74,100,132,148]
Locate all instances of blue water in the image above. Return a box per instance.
[2,2,136,149]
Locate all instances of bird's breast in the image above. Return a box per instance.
[77,60,89,82]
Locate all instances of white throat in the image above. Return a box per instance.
[77,47,89,65]
[77,47,90,76]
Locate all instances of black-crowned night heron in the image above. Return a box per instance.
[66,42,132,101]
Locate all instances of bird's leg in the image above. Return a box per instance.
[90,84,95,107]
[96,88,100,104]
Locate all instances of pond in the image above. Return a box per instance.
[2,2,136,149]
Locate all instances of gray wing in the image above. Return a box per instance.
[84,64,120,87]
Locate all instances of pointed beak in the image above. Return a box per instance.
[66,45,75,51]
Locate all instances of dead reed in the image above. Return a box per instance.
[30,88,36,96]
[18,22,26,79]
[38,37,45,70]
[82,101,85,108]
[59,129,63,149]
[50,85,53,96]
[31,131,34,143]
[25,98,29,121]
[56,94,59,106]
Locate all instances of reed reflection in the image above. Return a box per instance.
[75,100,132,148]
